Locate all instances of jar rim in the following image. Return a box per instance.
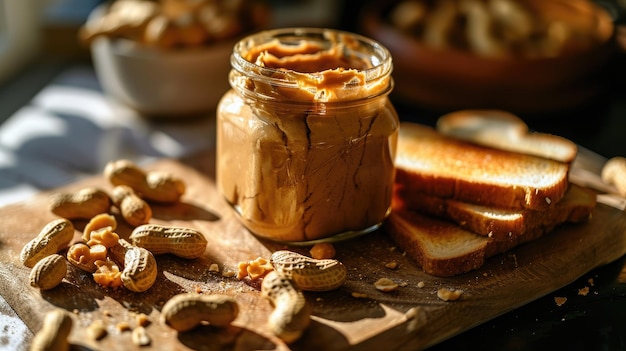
[229,27,393,102]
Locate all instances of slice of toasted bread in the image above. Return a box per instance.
[385,185,596,277]
[395,122,570,210]
[396,183,596,240]
[436,110,578,163]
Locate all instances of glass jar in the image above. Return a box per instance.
[216,28,399,243]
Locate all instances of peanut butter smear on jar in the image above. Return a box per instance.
[216,28,398,242]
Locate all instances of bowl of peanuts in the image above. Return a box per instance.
[80,0,269,119]
[360,0,617,116]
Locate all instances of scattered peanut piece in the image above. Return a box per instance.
[160,293,239,332]
[49,187,112,220]
[554,296,567,306]
[437,287,463,301]
[104,159,185,203]
[109,239,158,292]
[116,321,132,332]
[132,326,151,346]
[87,319,108,340]
[111,185,153,227]
[208,263,220,273]
[83,213,117,242]
[30,309,73,351]
[93,259,124,289]
[67,243,107,273]
[270,250,348,292]
[578,286,590,296]
[130,224,207,259]
[135,313,151,327]
[374,278,399,292]
[351,292,369,299]
[87,227,120,248]
[385,261,399,269]
[29,254,67,290]
[261,271,311,344]
[236,257,274,281]
[417,281,426,288]
[20,218,75,268]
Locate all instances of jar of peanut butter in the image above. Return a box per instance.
[216,28,399,243]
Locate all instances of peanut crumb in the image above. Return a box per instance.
[578,286,590,296]
[87,319,108,340]
[236,257,273,281]
[588,278,595,286]
[375,278,399,292]
[417,281,425,288]
[554,296,567,306]
[135,313,151,327]
[116,321,131,332]
[132,326,151,346]
[351,292,368,299]
[208,263,219,273]
[437,287,463,301]
[222,270,236,278]
[385,261,399,270]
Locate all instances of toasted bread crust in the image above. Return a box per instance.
[386,201,592,277]
[395,123,571,210]
[385,207,487,277]
[396,183,596,240]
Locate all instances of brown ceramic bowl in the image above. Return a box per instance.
[360,0,617,115]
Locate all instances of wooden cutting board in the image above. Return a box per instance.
[1,149,625,351]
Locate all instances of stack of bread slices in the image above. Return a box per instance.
[385,110,597,277]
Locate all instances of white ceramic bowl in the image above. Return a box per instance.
[88,5,235,118]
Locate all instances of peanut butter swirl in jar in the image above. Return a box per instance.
[216,28,399,243]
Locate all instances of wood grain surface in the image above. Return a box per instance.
[0,149,625,351]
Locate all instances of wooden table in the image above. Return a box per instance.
[0,148,625,351]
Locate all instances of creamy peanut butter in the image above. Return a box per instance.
[216,28,398,242]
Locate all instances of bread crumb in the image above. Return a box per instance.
[588,278,595,286]
[417,281,425,288]
[375,278,399,292]
[437,287,463,301]
[554,296,567,306]
[578,286,590,296]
